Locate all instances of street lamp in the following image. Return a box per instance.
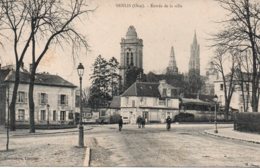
[213,95,218,133]
[77,63,84,147]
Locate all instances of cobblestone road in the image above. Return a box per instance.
[86,124,260,167]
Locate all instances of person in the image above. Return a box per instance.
[166,116,172,130]
[118,116,123,131]
[141,117,146,128]
[137,115,142,128]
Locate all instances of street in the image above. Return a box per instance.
[1,124,260,167]
[86,124,260,167]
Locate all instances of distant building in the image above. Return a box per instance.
[189,31,200,75]
[119,25,143,87]
[0,65,77,125]
[120,80,180,124]
[204,62,219,95]
[214,71,257,112]
[166,46,178,75]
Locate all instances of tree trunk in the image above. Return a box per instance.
[9,67,20,131]
[29,69,36,133]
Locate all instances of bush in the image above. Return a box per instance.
[174,113,195,122]
[234,112,260,133]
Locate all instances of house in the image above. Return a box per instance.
[214,71,257,112]
[120,80,180,124]
[0,65,77,125]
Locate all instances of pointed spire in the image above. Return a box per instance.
[167,46,178,74]
[193,30,197,44]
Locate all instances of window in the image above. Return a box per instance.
[101,110,106,116]
[126,53,129,65]
[60,111,66,121]
[159,100,166,106]
[39,93,48,105]
[59,94,68,105]
[171,89,177,97]
[220,84,224,91]
[130,53,134,66]
[162,89,167,97]
[132,100,135,107]
[53,110,56,121]
[18,109,25,121]
[17,91,27,103]
[40,110,46,121]
[75,95,80,107]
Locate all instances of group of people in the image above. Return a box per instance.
[118,115,173,131]
[136,115,146,128]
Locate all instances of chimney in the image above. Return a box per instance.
[159,80,166,85]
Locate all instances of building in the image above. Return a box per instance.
[0,65,77,125]
[119,25,143,86]
[214,71,257,112]
[120,80,180,124]
[166,46,178,75]
[189,31,200,75]
[204,62,219,95]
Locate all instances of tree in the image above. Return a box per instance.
[107,57,120,96]
[213,0,260,112]
[0,0,32,130]
[211,48,236,120]
[89,55,111,109]
[124,66,144,90]
[186,69,205,94]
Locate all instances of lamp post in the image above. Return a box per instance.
[77,63,84,147]
[213,95,218,133]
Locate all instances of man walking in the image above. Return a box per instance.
[118,116,123,131]
[137,115,142,128]
[166,116,172,131]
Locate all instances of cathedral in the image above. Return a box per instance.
[120,26,143,86]
[189,31,200,75]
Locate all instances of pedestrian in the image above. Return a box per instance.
[166,116,172,131]
[141,117,146,128]
[137,115,142,128]
[118,116,123,131]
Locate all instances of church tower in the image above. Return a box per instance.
[166,46,178,75]
[189,31,200,75]
[120,26,143,86]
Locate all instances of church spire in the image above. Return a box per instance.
[167,46,178,75]
[189,31,200,75]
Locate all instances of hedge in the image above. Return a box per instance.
[234,112,260,133]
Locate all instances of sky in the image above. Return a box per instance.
[0,0,228,87]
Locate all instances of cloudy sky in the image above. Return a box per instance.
[0,0,228,87]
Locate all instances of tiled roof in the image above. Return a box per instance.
[0,69,76,88]
[109,96,121,108]
[121,82,161,97]
[180,98,214,106]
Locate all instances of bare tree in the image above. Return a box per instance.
[212,0,260,112]
[26,0,91,133]
[0,0,31,131]
[211,48,236,120]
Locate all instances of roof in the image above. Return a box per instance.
[126,25,138,39]
[183,93,215,102]
[180,98,214,106]
[0,69,76,88]
[121,82,161,97]
[109,96,121,109]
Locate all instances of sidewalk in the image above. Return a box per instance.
[204,127,260,144]
[0,125,93,137]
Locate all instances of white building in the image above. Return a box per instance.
[120,80,179,124]
[0,66,77,125]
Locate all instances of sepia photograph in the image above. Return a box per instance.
[0,0,260,167]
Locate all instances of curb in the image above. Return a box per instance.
[204,130,260,145]
[83,147,91,167]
